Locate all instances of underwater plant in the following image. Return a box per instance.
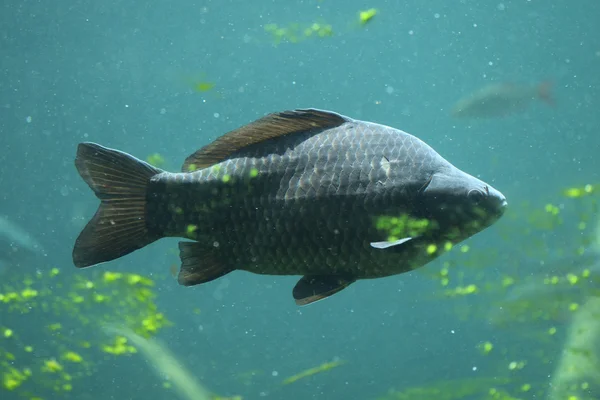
[0,267,170,399]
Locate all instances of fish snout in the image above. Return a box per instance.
[488,185,507,217]
[469,183,507,219]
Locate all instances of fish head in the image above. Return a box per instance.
[418,168,507,242]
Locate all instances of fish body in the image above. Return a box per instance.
[73,109,506,305]
[451,81,554,119]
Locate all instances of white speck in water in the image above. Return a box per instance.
[125,104,129,108]
[408,30,414,35]
[213,113,220,118]
[213,241,220,248]
[292,81,296,85]
[385,86,394,94]
[488,61,494,66]
[26,116,32,123]
[472,366,478,371]
[271,371,278,377]
[473,23,478,28]
[160,108,167,115]
[451,330,455,334]
[434,13,440,18]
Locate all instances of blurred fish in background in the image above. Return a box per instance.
[0,215,46,276]
[451,81,554,119]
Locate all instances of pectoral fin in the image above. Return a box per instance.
[292,275,355,306]
[370,237,413,249]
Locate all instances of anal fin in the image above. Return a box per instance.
[177,241,234,286]
[292,275,355,306]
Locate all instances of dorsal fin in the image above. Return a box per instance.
[181,109,348,172]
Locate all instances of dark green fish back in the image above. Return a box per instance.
[181,108,348,172]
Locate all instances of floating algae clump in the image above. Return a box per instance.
[0,267,170,398]
[375,214,435,243]
[264,21,333,45]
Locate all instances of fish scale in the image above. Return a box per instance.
[72,108,506,305]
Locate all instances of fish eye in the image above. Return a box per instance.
[468,189,485,205]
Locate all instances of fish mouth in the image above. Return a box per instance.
[487,198,507,220]
[497,198,508,216]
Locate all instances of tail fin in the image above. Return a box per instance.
[73,142,163,268]
[537,81,555,106]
